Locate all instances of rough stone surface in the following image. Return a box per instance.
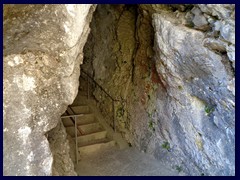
[3,4,235,176]
[191,7,209,30]
[83,4,235,176]
[47,121,77,176]
[3,4,95,175]
[75,147,184,176]
[197,4,235,70]
[152,13,235,176]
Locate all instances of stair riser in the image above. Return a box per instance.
[66,123,103,137]
[79,123,103,134]
[71,106,90,114]
[62,118,74,127]
[66,127,81,137]
[76,131,107,146]
[78,141,116,156]
[77,114,95,125]
[62,114,95,126]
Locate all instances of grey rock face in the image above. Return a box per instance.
[220,20,235,45]
[3,4,95,175]
[198,4,234,20]
[203,38,227,52]
[226,45,235,68]
[196,4,235,71]
[191,7,209,30]
[48,121,77,176]
[5,4,233,176]
[152,13,235,175]
[83,4,235,176]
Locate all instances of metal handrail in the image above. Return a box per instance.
[61,113,84,164]
[80,69,116,132]
[81,70,115,101]
[61,70,119,163]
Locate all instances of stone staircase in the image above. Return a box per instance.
[62,96,118,159]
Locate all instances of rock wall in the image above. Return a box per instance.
[83,4,235,176]
[3,4,96,175]
[47,121,77,176]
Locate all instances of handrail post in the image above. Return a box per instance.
[87,76,89,99]
[74,116,78,164]
[112,101,116,132]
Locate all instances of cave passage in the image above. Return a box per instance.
[59,4,182,176]
[3,4,235,176]
[64,4,235,176]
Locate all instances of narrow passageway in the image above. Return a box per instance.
[62,73,117,162]
[75,146,182,176]
[3,4,235,176]
[62,4,235,176]
[65,71,183,176]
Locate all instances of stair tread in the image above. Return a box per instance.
[76,130,107,146]
[77,130,107,138]
[62,118,74,127]
[66,127,105,137]
[77,120,97,126]
[62,92,119,158]
[65,122,101,129]
[62,113,96,126]
[78,138,115,148]
[64,120,98,127]
[79,121,99,126]
[69,105,90,114]
[79,123,103,134]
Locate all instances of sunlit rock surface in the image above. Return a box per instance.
[83,4,235,175]
[3,4,95,175]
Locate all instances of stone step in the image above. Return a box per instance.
[62,117,74,127]
[76,114,96,125]
[78,137,114,147]
[66,122,104,137]
[61,107,75,118]
[70,105,90,114]
[78,139,116,156]
[62,107,74,116]
[62,113,96,127]
[76,131,107,146]
[65,126,81,137]
[79,122,104,134]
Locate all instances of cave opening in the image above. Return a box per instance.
[3,4,235,176]
[58,4,171,176]
[58,4,235,176]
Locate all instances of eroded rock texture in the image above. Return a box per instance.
[83,4,235,175]
[3,4,95,175]
[47,121,77,176]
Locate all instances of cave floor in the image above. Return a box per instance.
[72,76,185,176]
[74,146,184,176]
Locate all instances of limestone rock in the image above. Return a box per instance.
[191,7,209,30]
[6,4,233,176]
[152,13,235,175]
[213,20,222,31]
[198,4,235,20]
[203,38,227,52]
[197,4,235,46]
[82,4,235,176]
[220,20,235,44]
[47,121,77,176]
[226,45,235,68]
[3,4,95,176]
